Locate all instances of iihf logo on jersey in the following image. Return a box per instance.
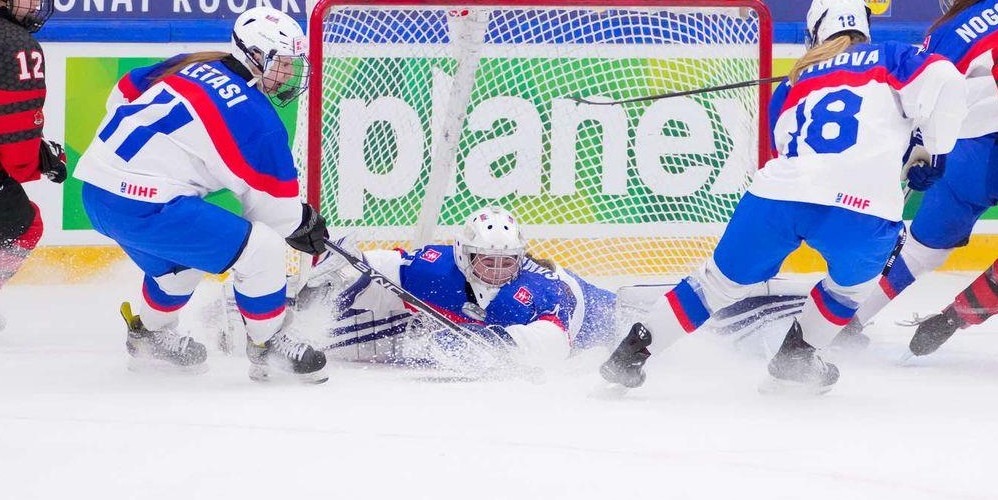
[513,287,533,306]
[420,248,442,263]
[835,192,871,210]
[120,181,158,199]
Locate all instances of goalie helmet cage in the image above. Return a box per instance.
[303,0,772,284]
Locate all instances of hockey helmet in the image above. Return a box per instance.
[230,7,310,107]
[0,0,54,32]
[939,0,954,12]
[805,0,872,48]
[454,207,527,288]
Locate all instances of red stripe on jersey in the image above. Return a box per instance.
[810,286,851,326]
[537,314,566,332]
[0,108,43,135]
[116,75,142,103]
[954,30,998,73]
[0,88,45,106]
[665,289,697,333]
[162,76,299,198]
[781,56,947,114]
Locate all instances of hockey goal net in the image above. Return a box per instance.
[298,0,772,285]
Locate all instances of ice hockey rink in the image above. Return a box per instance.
[1,268,996,500]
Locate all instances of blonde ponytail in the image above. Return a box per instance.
[789,35,859,84]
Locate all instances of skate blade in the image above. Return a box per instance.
[758,375,834,396]
[127,356,208,375]
[248,364,329,385]
[897,350,917,365]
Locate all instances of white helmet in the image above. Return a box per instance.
[805,0,871,48]
[454,207,527,288]
[230,7,310,106]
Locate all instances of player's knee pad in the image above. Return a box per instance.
[900,236,951,278]
[799,276,877,348]
[690,257,769,313]
[230,223,289,342]
[139,269,204,331]
[877,235,952,300]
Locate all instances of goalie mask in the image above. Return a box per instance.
[805,0,871,48]
[454,207,526,288]
[230,7,310,107]
[1,0,54,32]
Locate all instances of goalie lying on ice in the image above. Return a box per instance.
[292,206,619,373]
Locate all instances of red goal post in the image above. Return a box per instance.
[302,0,773,282]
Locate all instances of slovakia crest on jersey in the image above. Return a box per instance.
[420,248,442,263]
[513,286,533,306]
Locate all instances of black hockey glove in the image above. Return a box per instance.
[286,202,328,255]
[38,139,67,184]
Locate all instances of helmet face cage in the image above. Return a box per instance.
[2,0,53,33]
[261,52,310,108]
[467,247,524,287]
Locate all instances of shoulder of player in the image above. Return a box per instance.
[0,17,40,56]
[162,59,275,125]
[405,245,459,269]
[503,273,563,309]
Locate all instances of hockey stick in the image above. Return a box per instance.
[569,75,786,106]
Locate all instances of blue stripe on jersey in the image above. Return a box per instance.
[768,80,791,154]
[115,102,194,161]
[794,42,927,86]
[99,89,173,142]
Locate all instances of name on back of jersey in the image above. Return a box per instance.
[953,3,998,43]
[802,49,880,77]
[178,63,249,108]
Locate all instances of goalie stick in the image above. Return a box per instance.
[569,75,785,106]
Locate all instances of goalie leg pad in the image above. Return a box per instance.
[230,222,289,343]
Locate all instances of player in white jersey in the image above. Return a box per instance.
[293,206,617,375]
[599,0,967,394]
[73,8,329,383]
[834,0,998,346]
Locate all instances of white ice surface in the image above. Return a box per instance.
[1,267,997,500]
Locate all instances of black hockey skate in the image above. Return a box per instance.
[120,302,207,372]
[828,317,871,354]
[247,328,328,384]
[599,323,652,388]
[909,307,965,357]
[761,320,839,395]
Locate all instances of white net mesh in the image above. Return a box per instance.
[297,3,769,286]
